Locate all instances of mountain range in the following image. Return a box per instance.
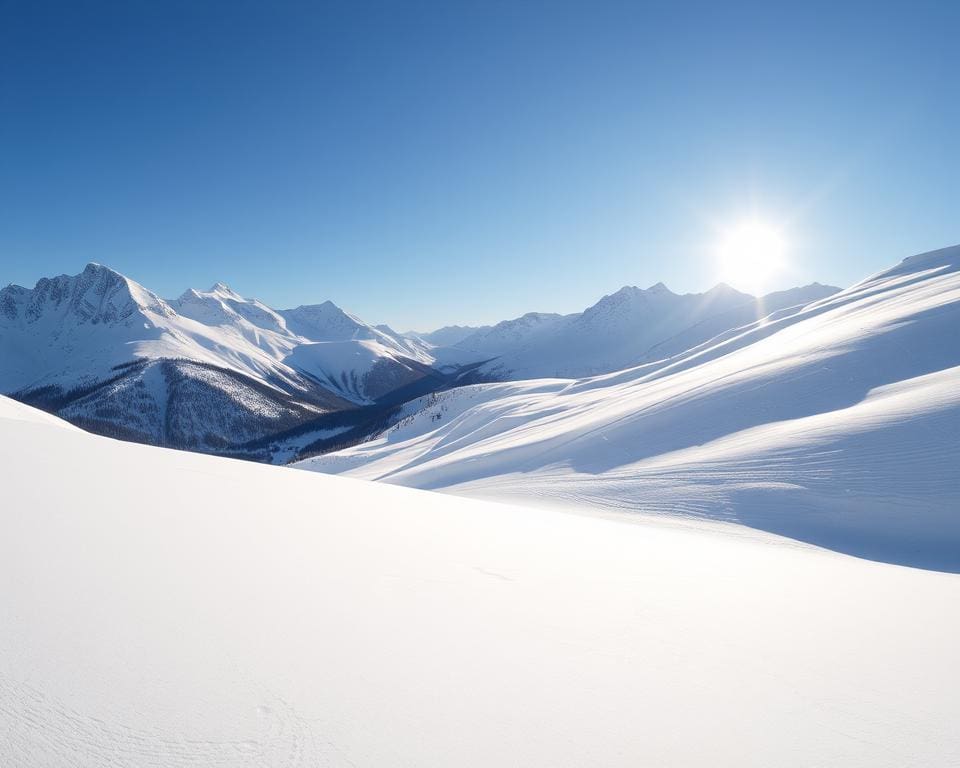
[439,281,839,379]
[1,262,838,459]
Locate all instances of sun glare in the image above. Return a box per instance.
[717,220,787,294]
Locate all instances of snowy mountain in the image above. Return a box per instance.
[0,264,444,451]
[281,301,432,362]
[301,245,960,571]
[409,323,493,347]
[287,339,444,403]
[446,281,840,379]
[3,393,959,765]
[1,264,305,392]
[448,312,570,363]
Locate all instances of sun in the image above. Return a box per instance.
[717,219,787,295]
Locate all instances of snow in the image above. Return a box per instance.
[255,424,352,464]
[443,282,840,379]
[409,323,492,347]
[300,246,960,571]
[286,339,433,404]
[0,392,81,430]
[280,301,434,364]
[2,395,959,766]
[0,264,436,401]
[0,264,302,394]
[1,263,842,459]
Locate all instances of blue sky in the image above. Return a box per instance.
[1,1,957,330]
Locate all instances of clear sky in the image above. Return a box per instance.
[1,1,957,330]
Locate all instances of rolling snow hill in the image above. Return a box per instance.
[301,246,960,571]
[2,394,959,766]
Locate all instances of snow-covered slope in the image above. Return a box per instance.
[302,246,960,571]
[280,301,433,363]
[2,395,959,766]
[287,338,442,404]
[51,357,340,450]
[446,311,570,364]
[0,390,82,430]
[641,282,840,362]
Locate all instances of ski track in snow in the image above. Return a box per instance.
[0,675,322,768]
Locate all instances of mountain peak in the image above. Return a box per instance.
[704,282,751,298]
[208,281,242,299]
[280,300,375,343]
[8,263,172,327]
[289,299,339,311]
[177,287,202,301]
[81,262,125,280]
[604,283,676,301]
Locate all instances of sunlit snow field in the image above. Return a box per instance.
[2,396,959,766]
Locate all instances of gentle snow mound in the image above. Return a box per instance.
[2,395,959,766]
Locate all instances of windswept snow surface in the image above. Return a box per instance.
[301,246,960,571]
[2,395,960,766]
